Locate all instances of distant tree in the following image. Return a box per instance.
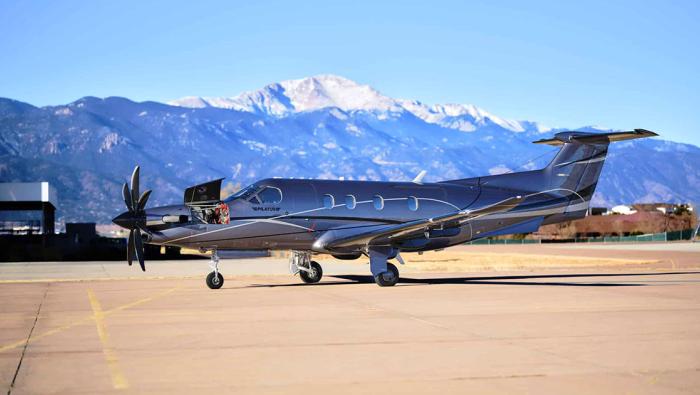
[511,233,528,240]
[673,205,692,216]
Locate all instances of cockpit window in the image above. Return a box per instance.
[224,184,259,203]
[224,184,282,205]
[257,187,283,204]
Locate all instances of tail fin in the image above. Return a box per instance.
[534,129,657,212]
[445,129,657,219]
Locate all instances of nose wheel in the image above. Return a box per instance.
[206,249,224,289]
[206,271,224,289]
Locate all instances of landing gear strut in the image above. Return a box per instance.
[206,249,224,289]
[289,251,323,284]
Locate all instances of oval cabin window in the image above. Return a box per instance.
[322,194,335,209]
[407,196,419,211]
[345,195,356,209]
[373,195,384,210]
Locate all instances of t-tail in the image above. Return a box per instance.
[533,129,657,209]
[454,129,658,222]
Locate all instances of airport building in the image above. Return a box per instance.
[0,182,193,261]
[0,182,57,234]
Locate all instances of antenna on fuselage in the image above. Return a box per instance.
[412,170,427,184]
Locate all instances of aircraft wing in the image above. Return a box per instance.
[318,195,525,250]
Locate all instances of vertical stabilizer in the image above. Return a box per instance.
[534,129,657,212]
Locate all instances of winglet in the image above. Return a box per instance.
[413,170,427,184]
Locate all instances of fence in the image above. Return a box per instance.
[466,228,697,245]
[467,238,541,245]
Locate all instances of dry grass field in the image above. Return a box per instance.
[312,249,658,273]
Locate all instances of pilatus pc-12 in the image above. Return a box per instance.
[112,129,656,289]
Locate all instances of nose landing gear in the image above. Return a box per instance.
[206,249,224,289]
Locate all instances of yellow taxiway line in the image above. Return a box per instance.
[0,276,200,284]
[0,287,179,354]
[88,289,129,390]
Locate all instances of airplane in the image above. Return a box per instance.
[112,129,657,289]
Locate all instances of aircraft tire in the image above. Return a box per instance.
[300,261,323,284]
[206,271,224,289]
[374,263,399,287]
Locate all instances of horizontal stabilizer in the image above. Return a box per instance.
[533,129,658,146]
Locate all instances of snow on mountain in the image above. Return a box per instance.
[397,100,529,132]
[169,75,401,116]
[169,75,531,132]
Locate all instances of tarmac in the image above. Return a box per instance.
[1,243,699,394]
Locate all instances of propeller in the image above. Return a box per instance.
[112,166,152,271]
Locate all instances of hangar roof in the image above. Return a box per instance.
[0,182,57,208]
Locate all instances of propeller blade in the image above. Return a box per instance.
[127,229,134,266]
[133,228,146,272]
[122,183,133,212]
[137,189,152,211]
[131,166,140,211]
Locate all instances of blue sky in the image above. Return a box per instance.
[1,0,698,145]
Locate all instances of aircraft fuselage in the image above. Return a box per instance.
[145,175,582,253]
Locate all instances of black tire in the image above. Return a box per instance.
[300,261,323,284]
[374,262,399,287]
[206,271,224,289]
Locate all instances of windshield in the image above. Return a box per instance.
[223,184,283,205]
[224,184,259,203]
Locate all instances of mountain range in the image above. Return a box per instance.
[1,75,698,224]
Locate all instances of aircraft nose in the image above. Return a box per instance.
[112,211,138,229]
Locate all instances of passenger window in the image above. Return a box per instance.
[257,187,282,204]
[323,194,335,209]
[408,196,419,211]
[345,195,356,209]
[373,195,384,210]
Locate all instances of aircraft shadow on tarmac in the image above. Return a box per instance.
[246,271,700,288]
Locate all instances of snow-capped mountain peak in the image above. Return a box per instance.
[168,75,528,132]
[168,74,401,116]
[277,74,400,113]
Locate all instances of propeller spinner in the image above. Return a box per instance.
[112,166,152,271]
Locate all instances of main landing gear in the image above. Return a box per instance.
[290,251,323,284]
[375,262,399,287]
[287,248,401,287]
[206,249,224,289]
[369,247,401,287]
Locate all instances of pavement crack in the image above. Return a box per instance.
[7,283,49,395]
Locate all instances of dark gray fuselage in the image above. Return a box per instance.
[146,172,586,253]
